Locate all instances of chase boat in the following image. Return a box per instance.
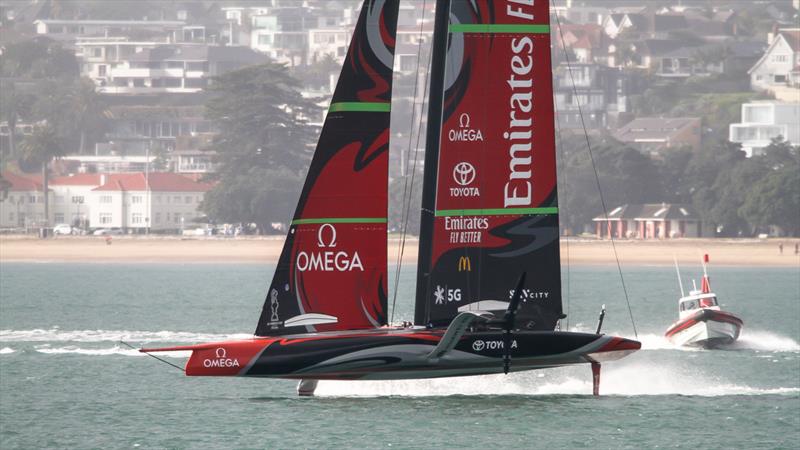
[665,255,743,348]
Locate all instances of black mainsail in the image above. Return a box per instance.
[414,0,563,330]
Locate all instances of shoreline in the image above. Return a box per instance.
[1,235,799,267]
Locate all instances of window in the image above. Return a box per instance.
[175,215,181,223]
[132,213,143,224]
[72,196,84,204]
[100,195,113,204]
[773,55,788,63]
[55,213,64,223]
[185,196,192,204]
[55,195,64,204]
[174,196,181,203]
[100,213,112,224]
[9,212,14,222]
[98,65,106,77]
[131,196,143,204]
[93,48,102,57]
[166,213,171,222]
[155,212,161,224]
[775,74,787,83]
[258,35,273,45]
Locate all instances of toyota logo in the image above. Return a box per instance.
[472,340,485,352]
[453,162,476,186]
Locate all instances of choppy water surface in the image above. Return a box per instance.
[1,263,798,449]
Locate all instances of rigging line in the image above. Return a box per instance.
[553,82,570,332]
[391,0,430,323]
[119,341,185,373]
[554,13,637,338]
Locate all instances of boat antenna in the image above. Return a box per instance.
[673,256,685,297]
[120,341,185,372]
[554,12,637,339]
[595,304,606,334]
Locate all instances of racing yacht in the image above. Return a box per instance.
[142,0,640,396]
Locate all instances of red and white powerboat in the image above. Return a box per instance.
[665,255,743,348]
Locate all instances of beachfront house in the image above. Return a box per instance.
[0,171,49,230]
[87,172,211,232]
[592,203,703,239]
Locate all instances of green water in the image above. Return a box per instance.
[1,263,798,449]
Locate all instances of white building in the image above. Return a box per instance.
[729,101,800,157]
[34,19,184,41]
[75,39,267,95]
[1,171,211,232]
[0,172,48,229]
[749,29,800,100]
[88,172,210,231]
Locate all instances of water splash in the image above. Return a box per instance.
[732,330,800,352]
[0,347,15,354]
[34,345,190,358]
[0,328,251,343]
[316,362,799,398]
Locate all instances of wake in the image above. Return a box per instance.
[609,329,800,353]
[0,328,251,343]
[316,362,799,398]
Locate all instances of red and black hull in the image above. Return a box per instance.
[144,329,640,381]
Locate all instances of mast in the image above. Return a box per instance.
[414,0,452,326]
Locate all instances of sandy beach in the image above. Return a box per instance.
[1,235,799,266]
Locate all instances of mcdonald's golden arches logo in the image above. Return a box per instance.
[458,256,471,272]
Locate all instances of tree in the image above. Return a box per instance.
[69,77,107,154]
[17,124,65,233]
[0,82,34,163]
[0,39,79,79]
[740,165,800,236]
[739,139,800,236]
[202,63,321,229]
[205,63,319,176]
[557,133,663,233]
[202,167,300,233]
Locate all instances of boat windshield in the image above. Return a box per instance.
[680,300,699,311]
[699,297,717,307]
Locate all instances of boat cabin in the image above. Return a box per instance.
[678,292,719,318]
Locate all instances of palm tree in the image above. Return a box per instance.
[70,78,106,154]
[18,124,64,235]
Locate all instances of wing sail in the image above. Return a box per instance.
[415,0,563,331]
[256,0,400,336]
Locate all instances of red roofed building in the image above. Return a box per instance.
[2,171,212,232]
[88,172,211,232]
[0,171,49,228]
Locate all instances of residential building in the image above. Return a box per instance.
[592,203,703,239]
[76,39,268,94]
[748,28,800,100]
[556,23,609,64]
[173,134,217,176]
[49,173,105,228]
[553,63,629,130]
[34,19,185,42]
[0,171,48,229]
[614,117,702,155]
[87,172,211,232]
[729,101,800,157]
